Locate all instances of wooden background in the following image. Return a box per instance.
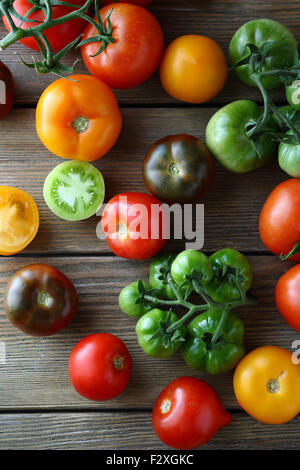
[1,0,300,450]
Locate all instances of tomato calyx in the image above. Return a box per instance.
[167,162,181,176]
[77,7,115,57]
[113,355,124,371]
[160,398,171,415]
[36,289,54,309]
[71,115,89,134]
[148,309,186,349]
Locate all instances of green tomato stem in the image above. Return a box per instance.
[143,295,181,307]
[246,62,300,143]
[165,306,205,334]
[246,73,271,138]
[211,308,229,344]
[280,240,300,260]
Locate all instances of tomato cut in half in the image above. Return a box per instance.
[0,186,39,255]
[43,160,105,221]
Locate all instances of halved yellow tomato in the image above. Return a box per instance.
[0,186,39,255]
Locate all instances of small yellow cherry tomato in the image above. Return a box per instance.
[233,346,300,424]
[0,186,39,255]
[159,35,227,104]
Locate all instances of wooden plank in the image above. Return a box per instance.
[0,410,299,449]
[0,107,286,254]
[0,255,297,410]
[1,0,297,105]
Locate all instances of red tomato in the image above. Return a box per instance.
[69,333,132,401]
[101,192,167,260]
[0,61,14,119]
[259,178,300,261]
[152,377,231,449]
[80,3,164,89]
[3,0,87,51]
[275,264,300,333]
[102,0,152,5]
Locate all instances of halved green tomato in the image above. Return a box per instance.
[43,160,105,221]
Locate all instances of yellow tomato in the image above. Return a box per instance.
[36,74,122,162]
[159,35,227,104]
[0,186,39,255]
[233,346,300,424]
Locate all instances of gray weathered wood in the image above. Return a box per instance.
[0,411,299,449]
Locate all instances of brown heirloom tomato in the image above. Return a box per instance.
[0,61,14,120]
[4,264,78,336]
[142,134,215,203]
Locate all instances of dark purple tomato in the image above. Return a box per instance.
[4,264,78,336]
[142,134,215,203]
[0,61,14,119]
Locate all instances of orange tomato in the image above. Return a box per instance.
[36,74,122,162]
[233,346,300,424]
[159,35,227,104]
[0,186,39,255]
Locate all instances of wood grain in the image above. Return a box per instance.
[1,411,299,450]
[0,107,287,254]
[0,0,296,105]
[0,0,298,450]
[0,255,298,410]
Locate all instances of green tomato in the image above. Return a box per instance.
[149,254,177,300]
[206,249,253,303]
[171,250,213,288]
[136,309,186,359]
[182,309,245,375]
[230,19,297,89]
[278,132,300,177]
[119,281,154,318]
[43,160,105,221]
[206,100,276,173]
[286,82,300,110]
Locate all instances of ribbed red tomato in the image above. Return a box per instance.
[80,3,164,89]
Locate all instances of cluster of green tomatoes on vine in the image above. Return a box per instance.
[119,248,255,375]
[206,18,300,177]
